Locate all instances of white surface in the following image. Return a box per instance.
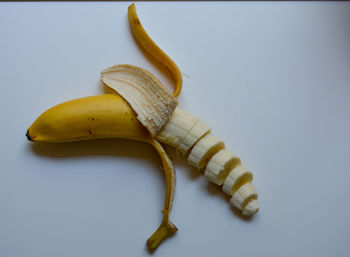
[1,2,350,257]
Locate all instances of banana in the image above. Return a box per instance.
[28,96,259,217]
[26,3,261,252]
[26,94,177,251]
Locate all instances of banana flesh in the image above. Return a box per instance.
[243,199,259,216]
[155,108,211,156]
[230,182,257,211]
[155,108,197,148]
[204,149,241,186]
[177,119,211,156]
[187,133,225,169]
[156,108,259,215]
[222,164,253,195]
[101,64,177,137]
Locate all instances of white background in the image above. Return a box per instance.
[1,2,350,257]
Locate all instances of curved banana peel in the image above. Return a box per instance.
[147,139,177,251]
[128,3,182,98]
[101,64,177,137]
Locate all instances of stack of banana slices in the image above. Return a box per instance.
[152,108,259,216]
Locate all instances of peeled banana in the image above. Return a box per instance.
[26,3,260,252]
[27,94,259,218]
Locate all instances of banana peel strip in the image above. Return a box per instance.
[147,139,177,251]
[128,3,182,98]
[101,64,177,137]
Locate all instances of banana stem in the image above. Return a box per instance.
[128,3,183,98]
[147,219,177,252]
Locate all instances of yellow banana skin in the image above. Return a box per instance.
[27,94,150,143]
[27,94,177,252]
[128,3,182,98]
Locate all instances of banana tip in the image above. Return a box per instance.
[26,130,32,141]
[242,199,259,216]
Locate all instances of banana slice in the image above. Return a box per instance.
[242,199,259,216]
[222,164,253,195]
[187,133,225,170]
[177,118,211,156]
[230,182,257,210]
[101,64,177,137]
[156,108,211,156]
[156,108,199,148]
[204,149,241,185]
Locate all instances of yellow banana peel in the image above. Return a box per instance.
[128,3,182,98]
